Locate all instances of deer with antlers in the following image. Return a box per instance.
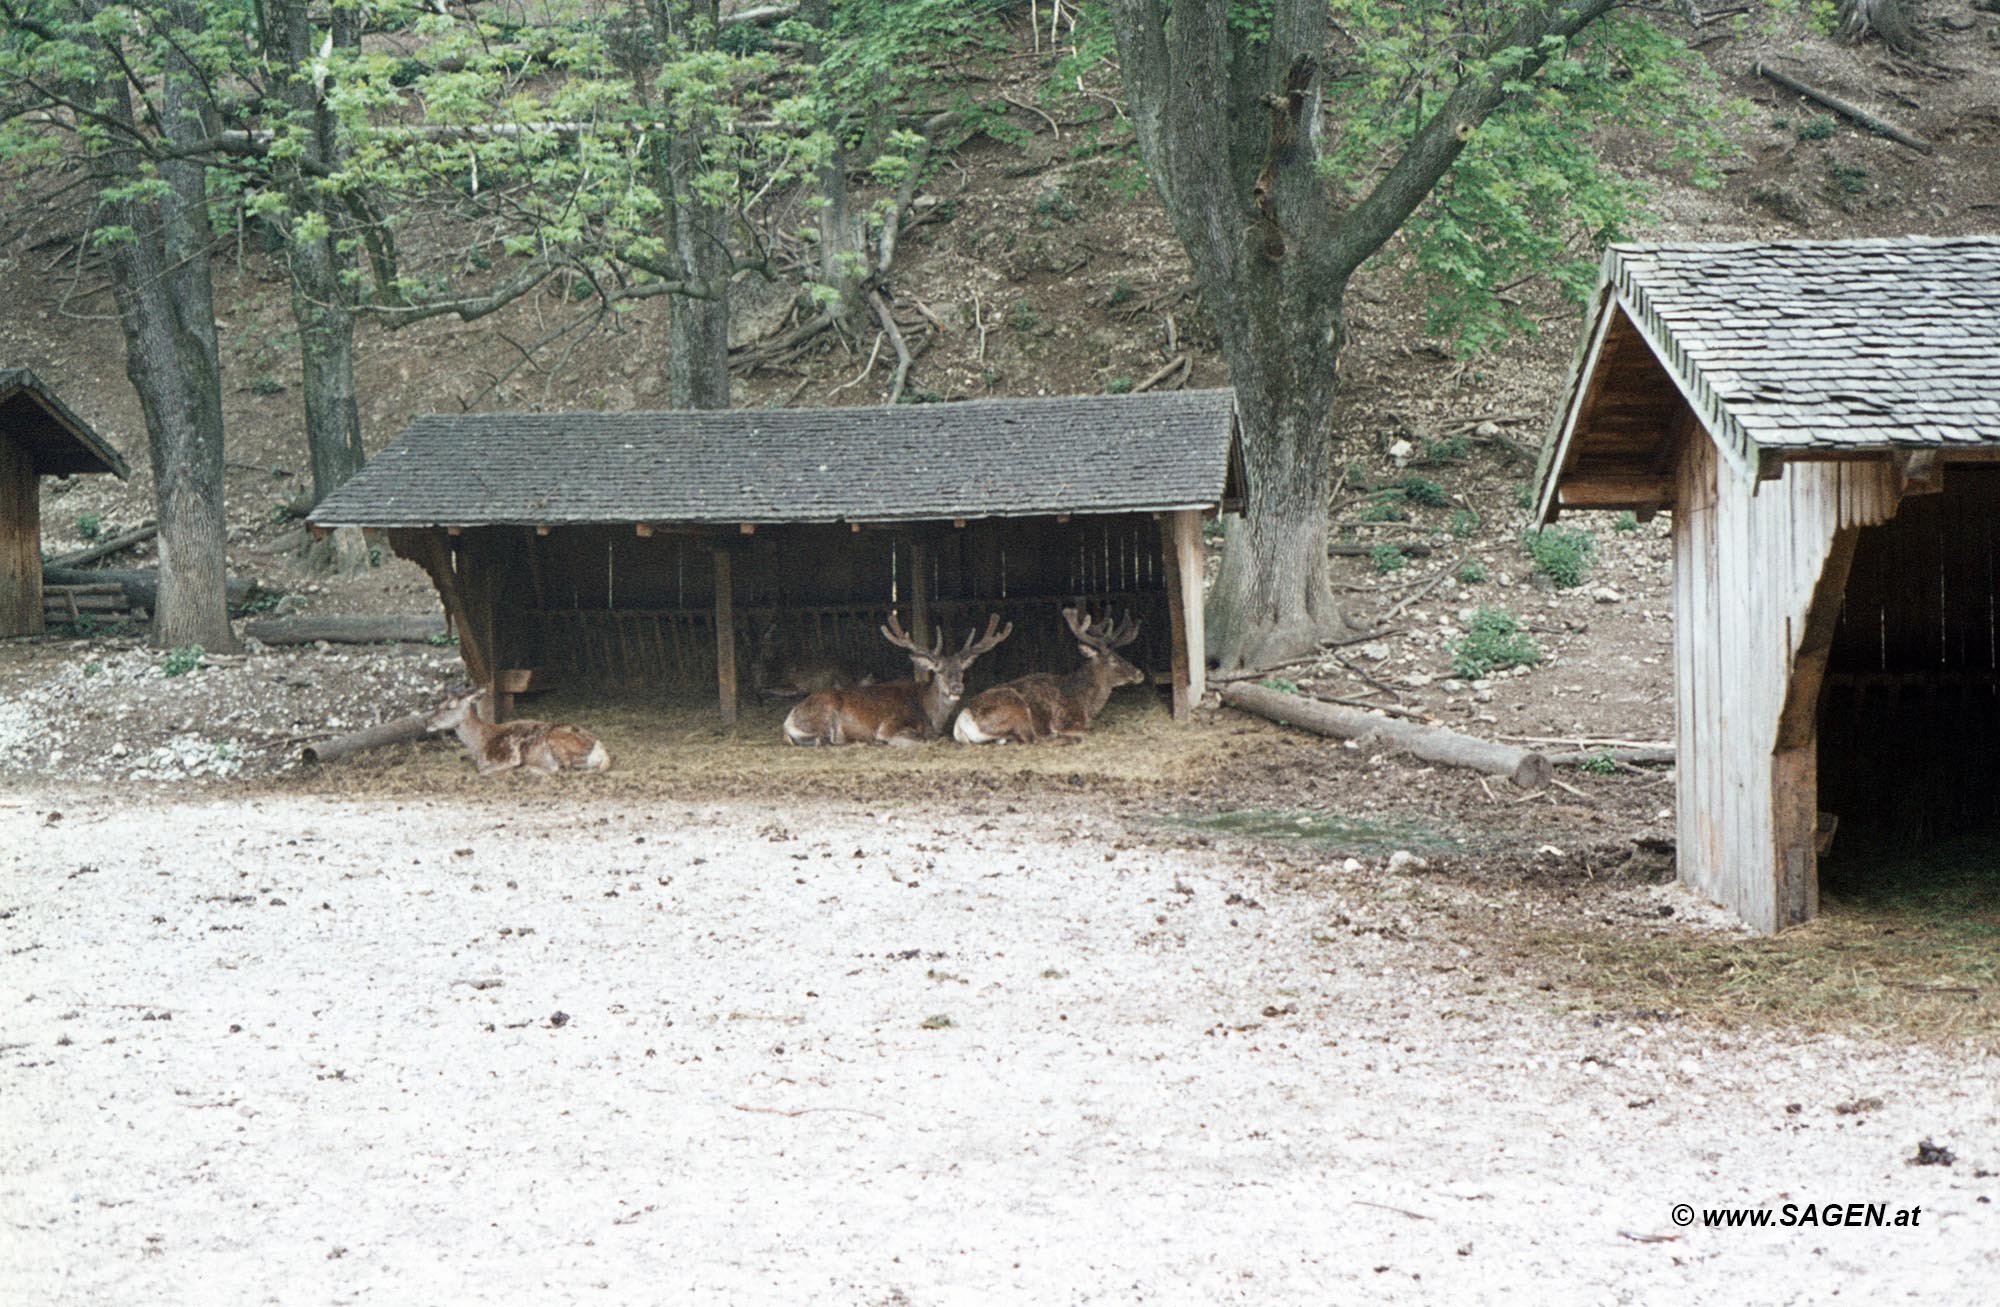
[783,613,1012,746]
[952,609,1144,745]
[427,690,611,776]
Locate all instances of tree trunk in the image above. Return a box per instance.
[86,11,238,652]
[1222,683,1552,788]
[268,0,368,506]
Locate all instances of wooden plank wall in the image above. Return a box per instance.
[0,436,41,638]
[1672,431,1899,932]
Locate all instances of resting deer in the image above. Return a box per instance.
[783,613,1011,746]
[953,609,1144,745]
[752,623,874,700]
[427,690,610,776]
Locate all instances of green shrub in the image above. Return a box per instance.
[1511,481,1536,510]
[1420,435,1470,465]
[1108,279,1136,306]
[1449,508,1481,539]
[75,512,101,541]
[1398,475,1449,507]
[160,645,204,678]
[1369,543,1406,574]
[1612,511,1640,533]
[1452,609,1540,679]
[1343,460,1371,490]
[1361,491,1410,523]
[1580,752,1619,776]
[1796,114,1837,142]
[1008,300,1040,331]
[1524,526,1595,589]
[1105,376,1134,395]
[1260,677,1300,695]
[1457,559,1488,584]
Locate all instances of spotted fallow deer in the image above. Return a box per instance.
[427,690,610,775]
[751,623,875,700]
[952,608,1144,745]
[782,613,1012,746]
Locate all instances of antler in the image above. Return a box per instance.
[955,613,1013,661]
[880,611,944,659]
[1105,611,1141,648]
[1064,607,1140,650]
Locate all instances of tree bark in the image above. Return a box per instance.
[1222,683,1552,789]
[301,712,432,765]
[42,566,258,611]
[85,5,238,652]
[645,0,734,410]
[243,614,446,645]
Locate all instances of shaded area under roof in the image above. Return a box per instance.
[0,368,130,479]
[311,389,1243,528]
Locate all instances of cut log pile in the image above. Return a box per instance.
[43,582,135,625]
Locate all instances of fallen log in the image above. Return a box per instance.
[1331,541,1434,558]
[301,712,433,765]
[1754,62,1933,155]
[48,522,157,568]
[1547,745,1676,767]
[1222,682,1552,789]
[243,614,448,646]
[41,565,259,611]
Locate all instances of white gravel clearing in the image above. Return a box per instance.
[2,793,1993,1304]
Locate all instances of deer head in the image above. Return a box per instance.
[426,689,489,733]
[881,611,1013,719]
[1062,607,1145,689]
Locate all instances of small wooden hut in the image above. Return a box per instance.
[311,389,1244,724]
[1,368,132,638]
[1534,236,2000,931]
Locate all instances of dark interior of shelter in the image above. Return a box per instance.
[478,513,1177,696]
[1817,466,2000,897]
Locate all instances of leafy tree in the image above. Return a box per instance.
[1099,0,1728,668]
[2,0,242,649]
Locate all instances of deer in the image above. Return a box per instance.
[782,612,1012,746]
[751,622,875,700]
[426,690,611,776]
[952,608,1144,745]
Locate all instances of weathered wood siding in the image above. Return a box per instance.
[1672,431,1899,931]
[0,437,42,638]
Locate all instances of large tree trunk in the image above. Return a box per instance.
[267,0,367,506]
[88,12,238,652]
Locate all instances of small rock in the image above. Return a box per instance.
[1402,672,1434,688]
[1385,850,1427,874]
[1474,422,1501,438]
[1341,858,1363,874]
[1388,438,1414,467]
[1359,643,1390,662]
[1592,587,1624,604]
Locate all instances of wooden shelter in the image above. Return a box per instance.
[311,390,1244,724]
[0,368,131,638]
[1535,236,2000,931]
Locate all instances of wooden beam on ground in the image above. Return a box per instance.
[1160,509,1206,719]
[1754,62,1933,155]
[46,520,156,568]
[714,548,738,727]
[241,614,447,646]
[1222,683,1552,788]
[301,712,432,765]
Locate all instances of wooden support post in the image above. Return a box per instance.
[1159,509,1206,719]
[0,438,44,638]
[714,547,738,727]
[907,534,932,648]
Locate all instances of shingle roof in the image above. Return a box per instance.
[1609,236,2000,471]
[0,368,130,478]
[311,389,1241,528]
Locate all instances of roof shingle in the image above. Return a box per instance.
[311,389,1240,528]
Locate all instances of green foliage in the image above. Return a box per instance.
[82,660,103,678]
[1260,676,1301,695]
[1828,161,1869,195]
[1456,558,1488,585]
[75,512,102,542]
[159,645,204,678]
[1452,609,1540,679]
[1807,0,1842,37]
[1524,526,1595,589]
[1612,511,1640,533]
[1008,299,1041,332]
[1105,376,1135,395]
[1512,481,1537,511]
[1449,508,1482,539]
[1343,460,1372,491]
[1580,752,1620,776]
[1369,544,1407,574]
[1108,279,1136,306]
[1420,435,1471,465]
[1797,114,1838,142]
[1033,185,1080,223]
[1397,475,1449,508]
[1361,494,1410,524]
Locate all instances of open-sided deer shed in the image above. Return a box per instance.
[310,389,1243,724]
[1534,236,2000,932]
[1,368,131,638]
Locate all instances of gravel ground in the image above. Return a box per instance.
[2,791,1993,1305]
